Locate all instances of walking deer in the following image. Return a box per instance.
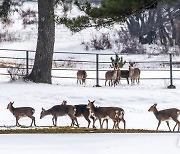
[105,65,120,87]
[7,102,36,127]
[148,103,180,131]
[40,101,79,127]
[74,104,96,128]
[87,100,126,129]
[77,70,87,84]
[129,62,141,84]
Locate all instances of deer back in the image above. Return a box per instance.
[148,104,180,121]
[120,70,129,78]
[7,102,35,118]
[74,104,89,117]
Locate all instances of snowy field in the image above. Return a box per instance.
[0,1,180,154]
[0,134,179,154]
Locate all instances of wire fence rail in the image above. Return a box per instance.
[0,49,180,86]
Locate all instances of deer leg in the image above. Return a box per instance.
[172,118,180,131]
[84,114,91,128]
[90,116,96,128]
[54,116,57,126]
[127,78,129,84]
[99,118,102,129]
[106,119,108,129]
[122,118,126,129]
[29,116,36,127]
[16,117,21,126]
[166,121,171,131]
[156,120,161,131]
[112,120,118,129]
[52,116,57,126]
[74,117,79,127]
[173,123,177,131]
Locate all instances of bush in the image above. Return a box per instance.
[83,33,112,51]
[7,63,26,81]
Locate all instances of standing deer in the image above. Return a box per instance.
[87,100,126,129]
[119,70,130,84]
[129,62,141,84]
[77,70,87,84]
[40,101,79,127]
[105,65,120,87]
[7,102,36,127]
[148,103,180,131]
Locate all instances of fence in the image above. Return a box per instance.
[0,49,180,87]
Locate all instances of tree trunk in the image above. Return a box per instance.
[26,0,55,84]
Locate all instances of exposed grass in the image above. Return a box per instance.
[0,126,171,134]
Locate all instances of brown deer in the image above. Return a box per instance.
[40,100,79,127]
[87,100,126,129]
[118,70,130,84]
[7,102,36,127]
[105,65,120,87]
[77,70,87,84]
[148,103,180,131]
[129,62,141,84]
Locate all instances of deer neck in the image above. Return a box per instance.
[113,69,118,78]
[129,67,134,77]
[152,108,158,117]
[89,104,96,114]
[9,105,15,114]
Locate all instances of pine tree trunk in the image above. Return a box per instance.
[26,0,55,84]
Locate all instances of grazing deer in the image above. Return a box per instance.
[40,101,79,127]
[105,65,120,87]
[148,103,180,131]
[7,102,36,127]
[129,62,141,84]
[87,100,126,129]
[77,70,87,84]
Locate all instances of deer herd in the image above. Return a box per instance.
[6,100,180,131]
[77,62,141,86]
[4,62,180,131]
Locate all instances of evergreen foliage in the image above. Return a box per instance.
[58,0,161,32]
[110,54,126,68]
[0,0,12,23]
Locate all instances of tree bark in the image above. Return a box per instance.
[26,0,55,84]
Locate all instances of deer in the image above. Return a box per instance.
[148,103,180,131]
[62,102,96,128]
[87,100,126,129]
[105,65,120,87]
[77,70,87,84]
[129,62,141,84]
[7,102,36,127]
[40,100,79,127]
[118,70,130,84]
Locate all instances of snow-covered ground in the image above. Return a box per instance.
[0,1,180,154]
[0,134,179,154]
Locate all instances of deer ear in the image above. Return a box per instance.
[92,100,95,104]
[154,103,157,107]
[42,108,45,111]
